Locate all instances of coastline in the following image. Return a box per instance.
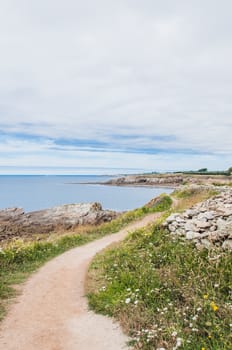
[98,173,232,188]
[0,175,172,213]
[65,181,177,189]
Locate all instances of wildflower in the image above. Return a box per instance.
[192,328,198,332]
[125,297,131,304]
[173,338,182,350]
[171,331,178,337]
[210,301,219,312]
[214,283,219,288]
[203,294,209,299]
[201,348,206,350]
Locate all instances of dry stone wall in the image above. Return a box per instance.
[164,188,232,250]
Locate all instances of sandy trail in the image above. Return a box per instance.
[0,213,160,350]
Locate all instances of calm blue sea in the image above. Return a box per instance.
[0,175,173,212]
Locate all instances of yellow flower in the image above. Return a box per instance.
[203,294,209,299]
[210,301,219,312]
[201,347,206,350]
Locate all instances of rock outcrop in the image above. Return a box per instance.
[105,174,232,187]
[106,175,183,186]
[164,188,232,250]
[0,203,118,241]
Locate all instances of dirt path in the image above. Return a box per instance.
[0,213,160,350]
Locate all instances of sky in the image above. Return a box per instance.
[0,0,232,174]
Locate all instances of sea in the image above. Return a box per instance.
[0,175,173,212]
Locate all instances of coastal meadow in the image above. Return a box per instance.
[87,225,232,350]
[0,194,172,320]
[87,188,232,350]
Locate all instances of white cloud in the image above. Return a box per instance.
[0,0,231,173]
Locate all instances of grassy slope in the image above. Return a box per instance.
[0,194,172,321]
[87,189,232,350]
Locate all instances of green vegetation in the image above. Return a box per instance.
[198,168,208,172]
[87,225,232,350]
[0,194,172,321]
[177,167,232,176]
[212,182,232,187]
[171,187,218,215]
[173,187,218,200]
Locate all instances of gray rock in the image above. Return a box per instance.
[0,207,24,221]
[186,231,201,240]
[198,211,215,220]
[195,220,211,229]
[216,218,228,230]
[184,209,198,218]
[166,214,179,223]
[185,221,199,232]
[168,224,177,232]
[200,239,212,249]
[222,240,232,250]
[175,216,185,223]
[223,209,232,217]
[208,231,223,242]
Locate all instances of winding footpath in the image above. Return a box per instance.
[0,213,160,350]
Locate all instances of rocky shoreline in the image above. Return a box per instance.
[104,174,232,187]
[0,203,118,242]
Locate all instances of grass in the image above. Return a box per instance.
[172,187,218,213]
[212,182,232,187]
[87,225,232,350]
[0,194,172,321]
[87,188,231,349]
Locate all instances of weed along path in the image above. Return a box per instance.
[0,213,161,350]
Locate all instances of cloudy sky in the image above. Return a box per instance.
[0,0,231,174]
